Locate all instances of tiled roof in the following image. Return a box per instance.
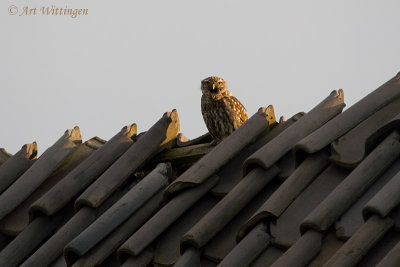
[0,72,400,267]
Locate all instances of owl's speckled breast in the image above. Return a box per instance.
[201,94,238,142]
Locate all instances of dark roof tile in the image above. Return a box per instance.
[0,142,37,194]
[204,181,280,262]
[0,233,12,252]
[0,205,74,267]
[200,258,218,267]
[376,237,400,267]
[0,127,81,221]
[64,163,170,262]
[0,138,100,236]
[218,224,269,267]
[358,229,400,267]
[118,174,219,258]
[153,195,217,266]
[166,106,275,196]
[301,131,400,234]
[211,112,301,197]
[22,174,137,267]
[275,151,296,181]
[120,249,154,267]
[251,246,284,267]
[244,90,344,176]
[271,229,323,267]
[335,158,400,240]
[181,166,278,250]
[30,124,136,218]
[271,164,347,248]
[240,150,330,238]
[296,73,400,154]
[244,89,344,174]
[73,191,164,267]
[173,247,201,267]
[331,96,400,168]
[308,231,344,267]
[324,215,393,267]
[21,207,96,267]
[75,110,179,209]
[49,255,67,267]
[363,169,400,220]
[0,148,12,165]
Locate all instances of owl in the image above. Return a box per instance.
[201,76,248,142]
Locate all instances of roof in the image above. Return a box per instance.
[0,72,400,267]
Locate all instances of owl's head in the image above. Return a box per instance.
[201,76,228,99]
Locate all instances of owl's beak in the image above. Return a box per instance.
[212,84,216,90]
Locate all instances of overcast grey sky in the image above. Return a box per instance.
[1,1,400,154]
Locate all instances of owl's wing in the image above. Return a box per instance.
[231,96,248,124]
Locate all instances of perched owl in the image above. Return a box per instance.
[201,76,248,142]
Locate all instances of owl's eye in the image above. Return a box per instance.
[218,81,223,85]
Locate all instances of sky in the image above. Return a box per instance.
[1,0,400,154]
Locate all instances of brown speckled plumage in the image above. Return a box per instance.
[201,76,247,142]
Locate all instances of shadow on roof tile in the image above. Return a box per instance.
[64,163,170,263]
[335,158,400,240]
[174,247,201,267]
[0,204,74,267]
[0,148,12,165]
[324,215,393,267]
[153,195,217,266]
[308,230,344,267]
[204,180,280,262]
[375,234,400,267]
[200,258,218,267]
[153,142,214,167]
[301,131,400,234]
[0,138,101,236]
[244,89,344,174]
[30,124,137,219]
[271,229,322,267]
[0,142,36,194]
[49,255,66,267]
[0,127,81,221]
[120,249,154,267]
[239,150,330,240]
[211,138,272,198]
[297,72,400,154]
[270,164,348,248]
[165,106,276,197]
[181,166,279,251]
[368,112,400,144]
[331,96,400,168]
[363,168,400,220]
[23,207,96,267]
[212,114,301,198]
[118,174,219,259]
[218,223,270,267]
[73,191,164,267]
[75,110,179,210]
[251,246,284,267]
[0,232,12,251]
[22,178,136,267]
[358,229,400,267]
